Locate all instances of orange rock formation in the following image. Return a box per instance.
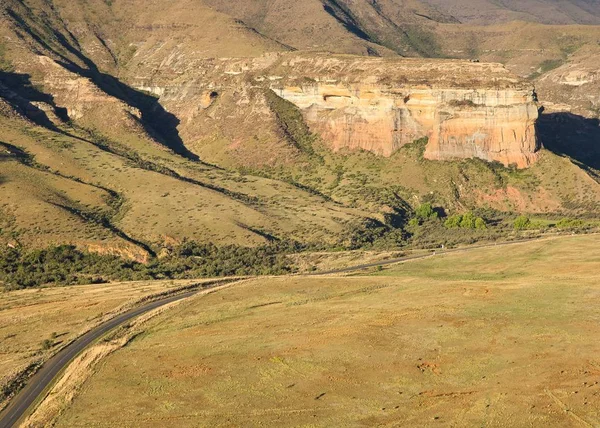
[270,55,539,167]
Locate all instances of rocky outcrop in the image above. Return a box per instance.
[269,55,540,167]
[118,53,540,168]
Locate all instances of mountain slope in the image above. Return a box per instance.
[0,4,376,257]
[0,0,599,262]
[421,0,600,24]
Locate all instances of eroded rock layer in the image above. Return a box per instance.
[270,55,540,167]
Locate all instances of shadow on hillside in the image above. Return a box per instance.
[6,8,198,161]
[536,111,600,170]
[58,61,199,160]
[322,0,375,43]
[0,71,69,128]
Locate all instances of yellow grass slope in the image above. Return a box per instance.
[51,234,600,427]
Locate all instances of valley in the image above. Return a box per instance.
[1,0,600,425]
[3,234,598,427]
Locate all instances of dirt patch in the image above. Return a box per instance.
[417,361,442,375]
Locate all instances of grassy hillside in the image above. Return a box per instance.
[202,0,600,59]
[421,0,600,24]
[0,98,372,253]
[0,0,599,284]
[0,4,371,259]
[38,234,600,427]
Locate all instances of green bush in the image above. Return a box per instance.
[41,339,53,350]
[408,217,421,227]
[556,218,584,230]
[444,212,486,230]
[475,218,487,230]
[514,215,531,230]
[415,203,438,220]
[408,218,421,227]
[444,215,462,229]
[460,212,477,229]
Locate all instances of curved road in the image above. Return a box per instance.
[0,233,582,427]
[0,285,223,428]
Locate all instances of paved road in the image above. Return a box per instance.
[0,233,584,427]
[0,283,227,428]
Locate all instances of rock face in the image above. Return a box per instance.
[109,52,540,168]
[270,55,540,167]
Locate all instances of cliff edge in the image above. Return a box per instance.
[270,55,540,167]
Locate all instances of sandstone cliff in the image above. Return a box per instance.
[269,55,540,167]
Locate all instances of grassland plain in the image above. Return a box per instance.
[46,234,600,427]
[0,278,227,408]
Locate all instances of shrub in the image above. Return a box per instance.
[415,203,438,220]
[556,218,584,230]
[460,212,477,229]
[444,212,486,230]
[475,218,487,230]
[444,215,462,229]
[514,215,531,230]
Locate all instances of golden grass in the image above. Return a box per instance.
[0,110,368,253]
[0,278,210,392]
[53,234,600,427]
[22,281,243,427]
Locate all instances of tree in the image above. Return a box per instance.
[514,215,530,230]
[460,212,477,229]
[444,215,462,229]
[415,203,438,220]
[444,212,487,230]
[556,218,584,230]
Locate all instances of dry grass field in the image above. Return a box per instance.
[49,234,600,427]
[0,278,217,397]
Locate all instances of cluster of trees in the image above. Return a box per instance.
[0,242,298,290]
[409,203,438,226]
[2,207,593,290]
[0,245,133,289]
[413,205,590,234]
[444,212,487,230]
[408,203,487,230]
